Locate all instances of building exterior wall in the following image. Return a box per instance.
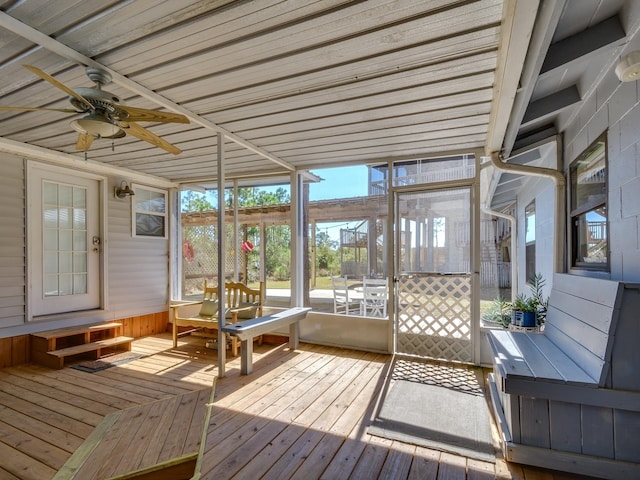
[563,43,640,282]
[0,155,170,339]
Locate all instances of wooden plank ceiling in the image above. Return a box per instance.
[0,0,511,184]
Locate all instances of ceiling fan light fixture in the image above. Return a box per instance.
[70,112,123,138]
[615,50,640,82]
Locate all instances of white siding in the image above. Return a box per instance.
[0,155,25,328]
[0,160,171,338]
[107,179,169,318]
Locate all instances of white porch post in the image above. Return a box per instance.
[290,171,304,307]
[233,180,240,282]
[217,132,226,377]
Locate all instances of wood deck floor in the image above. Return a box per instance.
[0,333,592,480]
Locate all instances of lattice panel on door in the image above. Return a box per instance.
[396,274,472,363]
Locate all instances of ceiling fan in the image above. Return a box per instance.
[0,65,189,154]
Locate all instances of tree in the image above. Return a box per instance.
[315,230,339,273]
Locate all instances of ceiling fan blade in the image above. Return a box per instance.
[0,106,79,113]
[76,134,95,151]
[117,105,189,124]
[23,65,94,111]
[124,122,181,154]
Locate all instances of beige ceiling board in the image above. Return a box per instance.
[96,1,360,73]
[268,124,488,158]
[211,71,496,128]
[233,89,494,140]
[0,10,294,172]
[250,105,492,146]
[201,50,498,119]
[260,115,491,152]
[129,1,500,91]
[0,0,525,184]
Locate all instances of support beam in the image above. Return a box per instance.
[521,85,580,126]
[541,15,626,74]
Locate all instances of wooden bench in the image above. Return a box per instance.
[31,322,133,369]
[221,307,311,374]
[487,273,640,479]
[171,282,263,357]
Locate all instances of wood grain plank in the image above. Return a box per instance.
[200,350,348,478]
[0,402,84,456]
[0,440,57,480]
[407,446,440,480]
[467,458,496,480]
[437,451,467,479]
[0,333,572,480]
[0,388,94,438]
[0,419,70,470]
[0,369,116,417]
[348,441,390,479]
[12,365,141,411]
[378,441,415,479]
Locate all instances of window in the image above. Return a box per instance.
[570,135,608,270]
[525,200,535,283]
[133,185,167,238]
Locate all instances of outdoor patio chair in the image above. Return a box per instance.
[360,277,388,318]
[331,276,360,314]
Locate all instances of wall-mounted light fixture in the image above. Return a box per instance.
[115,180,135,198]
[615,51,640,82]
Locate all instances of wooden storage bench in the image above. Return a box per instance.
[487,273,640,479]
[31,322,133,369]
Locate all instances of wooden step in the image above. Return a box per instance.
[46,336,134,369]
[31,322,123,340]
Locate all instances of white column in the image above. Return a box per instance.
[290,171,304,307]
[217,132,226,377]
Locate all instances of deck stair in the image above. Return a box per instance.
[30,322,133,369]
[53,386,214,480]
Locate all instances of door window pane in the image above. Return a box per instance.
[43,181,88,296]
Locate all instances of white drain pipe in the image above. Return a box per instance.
[485,152,566,275]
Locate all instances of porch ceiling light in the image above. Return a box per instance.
[615,51,640,82]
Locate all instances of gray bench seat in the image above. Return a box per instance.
[222,307,311,374]
[487,273,640,479]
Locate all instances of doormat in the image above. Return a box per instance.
[368,358,495,462]
[71,352,146,373]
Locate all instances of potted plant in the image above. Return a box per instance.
[511,293,538,327]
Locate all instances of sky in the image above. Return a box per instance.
[183,165,371,241]
[309,165,368,200]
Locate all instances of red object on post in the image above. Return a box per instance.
[241,240,254,253]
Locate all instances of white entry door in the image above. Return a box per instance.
[29,166,102,317]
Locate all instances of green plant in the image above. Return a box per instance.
[512,292,538,312]
[528,273,548,324]
[481,296,512,328]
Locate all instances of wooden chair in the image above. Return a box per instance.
[331,276,360,314]
[360,277,388,317]
[171,281,263,356]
